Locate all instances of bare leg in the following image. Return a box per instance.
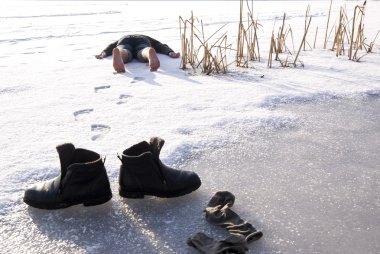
[141,47,160,71]
[112,48,128,73]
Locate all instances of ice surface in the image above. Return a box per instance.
[183,96,380,254]
[0,1,379,253]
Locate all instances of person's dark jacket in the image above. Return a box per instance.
[101,34,174,57]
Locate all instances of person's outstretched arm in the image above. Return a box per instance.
[147,36,180,58]
[95,41,118,59]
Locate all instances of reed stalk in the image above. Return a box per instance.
[365,30,379,53]
[349,1,366,60]
[303,5,310,51]
[294,15,312,65]
[324,0,332,49]
[313,26,318,48]
[275,13,286,60]
[268,31,275,68]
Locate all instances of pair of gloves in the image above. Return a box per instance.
[188,191,263,254]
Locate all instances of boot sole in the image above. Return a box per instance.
[119,182,201,199]
[23,194,112,210]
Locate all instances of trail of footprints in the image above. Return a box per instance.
[73,77,142,140]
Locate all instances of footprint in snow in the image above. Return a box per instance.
[91,124,111,141]
[73,108,94,121]
[117,94,133,105]
[94,85,111,93]
[130,77,144,83]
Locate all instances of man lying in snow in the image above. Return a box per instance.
[95,34,180,72]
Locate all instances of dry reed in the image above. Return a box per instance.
[313,26,318,48]
[275,13,286,61]
[236,0,261,68]
[325,1,373,61]
[331,7,349,57]
[179,12,232,75]
[349,1,367,61]
[267,30,275,68]
[324,0,333,49]
[365,30,379,53]
[294,14,312,65]
[267,10,310,68]
[303,5,311,51]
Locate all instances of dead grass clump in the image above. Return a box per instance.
[179,12,196,70]
[349,1,367,61]
[236,0,261,68]
[331,7,349,57]
[326,1,374,61]
[268,13,295,68]
[268,10,308,68]
[179,12,232,75]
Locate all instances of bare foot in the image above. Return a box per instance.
[169,52,180,58]
[112,48,126,73]
[147,48,160,72]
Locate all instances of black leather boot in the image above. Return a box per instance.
[24,143,112,209]
[118,137,201,198]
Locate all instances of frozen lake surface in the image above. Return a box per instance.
[183,95,380,254]
[1,96,379,254]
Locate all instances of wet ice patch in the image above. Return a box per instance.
[259,93,340,109]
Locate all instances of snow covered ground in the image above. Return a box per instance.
[0,1,379,253]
